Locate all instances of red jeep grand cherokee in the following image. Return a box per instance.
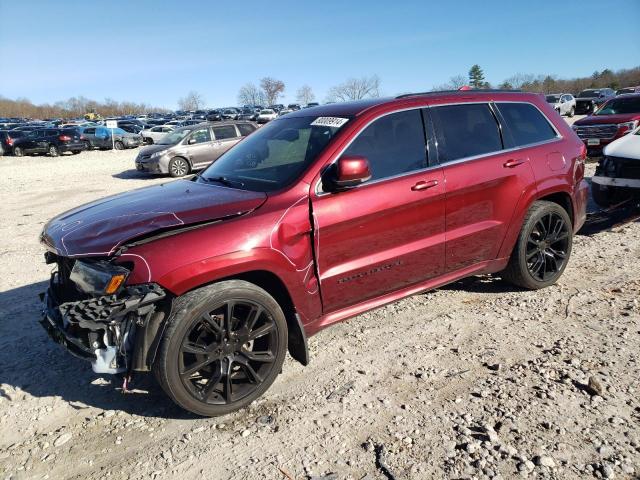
[40,91,588,416]
[572,93,640,157]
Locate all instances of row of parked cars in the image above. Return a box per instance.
[545,86,640,117]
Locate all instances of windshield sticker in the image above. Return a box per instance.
[310,117,349,128]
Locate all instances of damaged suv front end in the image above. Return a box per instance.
[40,253,168,375]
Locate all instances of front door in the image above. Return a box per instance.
[311,109,446,313]
[185,127,214,168]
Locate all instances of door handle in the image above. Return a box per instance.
[503,159,525,168]
[411,180,439,191]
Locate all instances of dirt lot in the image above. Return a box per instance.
[1,118,639,480]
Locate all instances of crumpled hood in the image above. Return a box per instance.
[41,179,267,257]
[603,130,640,158]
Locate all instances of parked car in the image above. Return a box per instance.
[545,93,576,117]
[278,109,293,117]
[572,93,640,156]
[0,130,27,155]
[616,86,640,95]
[206,110,223,122]
[140,125,175,145]
[39,91,587,416]
[119,124,144,134]
[306,102,320,108]
[256,109,277,123]
[591,125,640,207]
[12,128,86,157]
[574,88,616,115]
[269,104,285,113]
[81,126,142,150]
[135,121,257,176]
[236,108,257,121]
[221,108,240,120]
[287,103,302,111]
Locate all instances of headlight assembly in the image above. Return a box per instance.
[70,260,130,295]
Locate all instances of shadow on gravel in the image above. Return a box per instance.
[439,275,522,294]
[112,169,166,180]
[0,282,192,420]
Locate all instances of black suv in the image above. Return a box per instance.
[575,88,616,115]
[0,130,27,156]
[12,128,86,157]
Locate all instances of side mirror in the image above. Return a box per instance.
[330,155,372,189]
[187,138,197,145]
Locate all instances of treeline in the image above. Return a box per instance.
[499,66,640,94]
[0,95,169,119]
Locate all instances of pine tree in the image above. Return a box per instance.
[468,65,486,89]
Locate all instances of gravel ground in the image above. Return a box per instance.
[1,117,639,480]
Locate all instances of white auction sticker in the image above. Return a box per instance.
[310,117,349,128]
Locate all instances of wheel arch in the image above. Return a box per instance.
[170,155,193,169]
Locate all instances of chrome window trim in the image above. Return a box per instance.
[313,100,563,197]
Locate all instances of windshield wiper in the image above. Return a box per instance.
[199,175,244,188]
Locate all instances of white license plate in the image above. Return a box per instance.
[587,138,600,146]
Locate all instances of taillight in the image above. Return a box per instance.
[59,135,71,141]
[6,137,14,146]
[579,144,587,161]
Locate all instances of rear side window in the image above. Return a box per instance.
[237,123,256,136]
[343,109,427,182]
[213,125,238,140]
[497,103,557,146]
[430,104,502,163]
[84,128,96,134]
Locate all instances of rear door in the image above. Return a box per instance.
[211,124,241,162]
[311,108,446,312]
[427,102,536,272]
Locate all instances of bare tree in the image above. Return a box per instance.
[431,74,468,91]
[237,83,266,107]
[326,75,380,102]
[177,91,205,111]
[296,85,315,105]
[260,77,285,106]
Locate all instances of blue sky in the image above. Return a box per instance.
[0,0,638,109]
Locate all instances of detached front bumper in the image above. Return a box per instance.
[40,279,166,374]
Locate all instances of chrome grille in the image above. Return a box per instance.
[574,124,618,140]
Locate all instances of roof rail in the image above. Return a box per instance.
[396,89,522,99]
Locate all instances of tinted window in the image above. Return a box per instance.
[189,128,211,144]
[497,103,557,146]
[237,123,256,136]
[84,128,96,134]
[594,97,640,115]
[430,104,502,162]
[342,109,426,182]
[213,125,238,140]
[45,129,58,136]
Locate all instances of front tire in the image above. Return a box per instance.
[153,280,288,417]
[168,157,190,177]
[501,201,572,290]
[568,106,575,118]
[114,141,124,150]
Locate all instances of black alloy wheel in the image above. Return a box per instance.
[178,300,278,405]
[154,280,288,416]
[525,212,570,282]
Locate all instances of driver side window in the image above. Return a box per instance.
[189,128,211,144]
[342,109,427,182]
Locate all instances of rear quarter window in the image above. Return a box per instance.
[496,103,557,146]
[237,123,256,136]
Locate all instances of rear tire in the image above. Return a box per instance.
[72,150,81,155]
[501,201,573,290]
[13,146,24,157]
[114,141,124,150]
[48,145,59,157]
[153,280,288,417]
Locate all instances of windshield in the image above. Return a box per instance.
[617,88,635,95]
[546,95,560,103]
[595,97,640,115]
[157,129,191,145]
[260,110,274,114]
[198,116,350,192]
[578,90,600,98]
